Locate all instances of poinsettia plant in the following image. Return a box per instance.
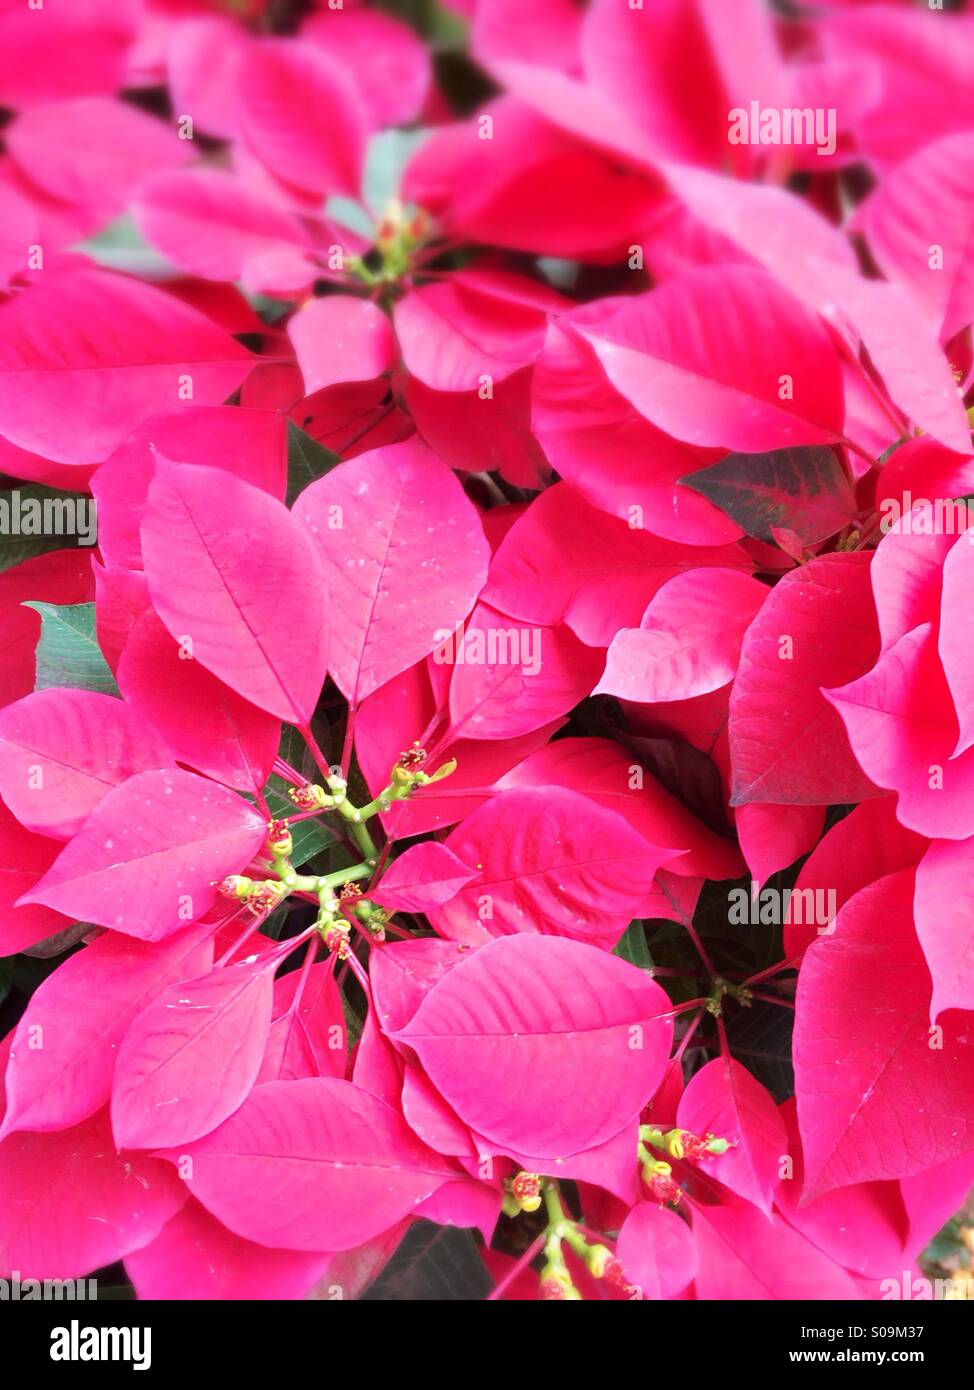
[0,0,973,1304]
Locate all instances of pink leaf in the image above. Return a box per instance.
[775,1100,910,1280]
[93,562,151,675]
[22,768,266,941]
[258,962,347,1084]
[819,264,970,455]
[596,568,767,703]
[729,552,881,805]
[401,1066,478,1159]
[158,1078,456,1252]
[117,607,279,794]
[939,530,974,756]
[112,954,277,1150]
[370,937,474,1037]
[142,459,329,725]
[0,0,139,109]
[240,39,368,200]
[293,438,489,704]
[445,602,603,742]
[852,133,974,342]
[394,277,552,391]
[1,924,214,1137]
[0,800,69,957]
[692,1202,862,1300]
[351,1010,403,1108]
[125,1198,332,1302]
[497,736,743,883]
[531,321,740,546]
[167,16,249,139]
[0,269,253,465]
[134,168,312,282]
[677,1056,787,1215]
[575,266,845,453]
[736,802,825,886]
[484,482,752,646]
[617,1203,697,1301]
[783,797,926,959]
[413,1177,502,1243]
[372,843,478,913]
[869,509,955,654]
[302,8,431,128]
[290,297,397,394]
[821,6,974,168]
[0,688,173,839]
[794,870,974,1198]
[394,934,674,1157]
[92,406,288,572]
[825,623,974,840]
[6,96,189,227]
[914,840,974,1019]
[660,162,858,287]
[428,786,675,949]
[0,1107,185,1281]
[402,97,659,261]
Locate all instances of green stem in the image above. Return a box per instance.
[316,861,374,894]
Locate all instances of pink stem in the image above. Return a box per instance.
[486,1234,546,1302]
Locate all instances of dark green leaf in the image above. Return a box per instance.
[680,446,856,545]
[360,1222,490,1301]
[286,422,341,507]
[26,602,119,696]
[724,997,795,1103]
[614,921,653,970]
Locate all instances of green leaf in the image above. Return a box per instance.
[360,1222,491,1301]
[362,129,431,218]
[25,602,119,696]
[724,997,794,1103]
[614,921,653,970]
[680,446,856,546]
[77,212,174,277]
[286,422,341,507]
[0,483,97,573]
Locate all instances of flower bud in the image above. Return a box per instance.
[289,783,330,812]
[641,1158,681,1206]
[322,923,351,959]
[539,1266,574,1300]
[267,819,293,856]
[217,875,253,900]
[601,1255,639,1298]
[585,1243,613,1278]
[247,880,287,916]
[510,1172,543,1213]
[663,1128,686,1159]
